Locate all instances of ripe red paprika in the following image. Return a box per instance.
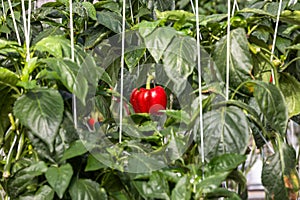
[130,75,167,114]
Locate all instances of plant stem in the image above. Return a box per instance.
[146,75,154,89]
[3,134,18,178]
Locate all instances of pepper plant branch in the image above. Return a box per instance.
[146,74,155,89]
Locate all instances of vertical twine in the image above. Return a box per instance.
[270,0,283,85]
[69,0,77,129]
[119,0,126,143]
[195,0,205,178]
[8,0,21,45]
[225,0,231,101]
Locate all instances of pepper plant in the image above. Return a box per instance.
[1,0,300,199]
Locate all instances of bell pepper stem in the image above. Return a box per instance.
[146,75,154,89]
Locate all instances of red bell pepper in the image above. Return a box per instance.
[130,75,167,114]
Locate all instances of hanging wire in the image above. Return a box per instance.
[119,0,127,143]
[190,0,196,14]
[26,0,32,62]
[195,0,205,178]
[8,0,21,45]
[270,0,283,85]
[21,0,31,62]
[231,0,239,16]
[225,0,231,101]
[69,0,78,129]
[129,0,134,24]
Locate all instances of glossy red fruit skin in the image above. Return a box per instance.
[88,118,95,127]
[130,86,167,114]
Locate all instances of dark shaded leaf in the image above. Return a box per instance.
[45,164,73,198]
[8,161,48,198]
[61,140,89,161]
[85,154,106,171]
[213,28,253,88]
[41,58,89,105]
[19,185,55,200]
[253,81,288,136]
[171,175,191,200]
[163,35,196,94]
[96,11,128,33]
[206,154,246,175]
[262,142,299,200]
[133,172,170,200]
[82,2,97,20]
[279,73,300,117]
[202,107,250,159]
[14,89,64,152]
[144,27,177,63]
[69,179,107,200]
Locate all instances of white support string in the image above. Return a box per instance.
[21,0,31,62]
[195,0,205,178]
[119,0,126,143]
[270,0,283,85]
[231,0,239,16]
[190,0,195,15]
[129,0,134,24]
[69,0,78,129]
[8,0,21,45]
[26,0,32,62]
[225,0,231,101]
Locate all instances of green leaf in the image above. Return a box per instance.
[41,58,88,105]
[279,73,300,117]
[195,172,229,195]
[0,67,19,91]
[280,10,300,25]
[136,20,162,38]
[127,153,166,173]
[133,172,170,200]
[144,27,177,63]
[13,89,64,152]
[125,48,146,72]
[262,142,298,200]
[171,175,191,200]
[253,81,288,136]
[202,107,250,159]
[69,179,107,200]
[163,35,196,94]
[94,1,120,13]
[61,140,89,161]
[8,161,48,198]
[21,57,38,82]
[199,14,228,26]
[286,43,300,50]
[213,28,253,88]
[156,10,194,22]
[205,188,241,200]
[82,2,97,20]
[85,154,106,172]
[164,129,192,161]
[19,185,55,200]
[96,11,127,33]
[34,35,86,63]
[0,38,19,48]
[45,164,73,198]
[206,154,246,176]
[238,7,275,17]
[165,110,191,125]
